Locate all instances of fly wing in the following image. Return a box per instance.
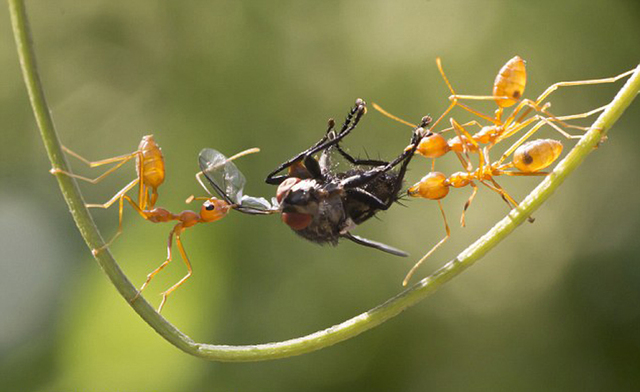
[199,148,276,214]
[198,148,246,205]
[236,195,276,215]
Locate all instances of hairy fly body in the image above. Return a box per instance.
[266,99,430,256]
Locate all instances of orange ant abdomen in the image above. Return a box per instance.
[408,172,449,200]
[493,56,526,108]
[137,135,165,189]
[513,139,563,173]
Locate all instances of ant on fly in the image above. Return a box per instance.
[265,98,429,257]
[53,136,272,311]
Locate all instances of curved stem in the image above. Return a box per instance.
[10,0,640,362]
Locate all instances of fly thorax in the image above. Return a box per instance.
[283,179,321,215]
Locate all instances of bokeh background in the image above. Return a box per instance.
[1,1,639,391]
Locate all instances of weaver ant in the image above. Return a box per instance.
[402,137,564,286]
[374,56,634,172]
[53,137,270,311]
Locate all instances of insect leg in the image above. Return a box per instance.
[342,232,408,257]
[92,193,149,255]
[158,228,192,313]
[333,146,388,166]
[132,223,179,305]
[403,199,450,286]
[345,188,389,210]
[51,149,138,184]
[85,177,140,209]
[460,181,479,227]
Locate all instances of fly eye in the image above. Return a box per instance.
[277,177,302,203]
[282,212,312,231]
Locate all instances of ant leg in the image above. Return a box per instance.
[93,194,149,255]
[61,146,138,168]
[158,229,192,313]
[132,224,179,305]
[482,178,535,223]
[481,178,519,209]
[509,70,635,125]
[505,100,584,137]
[533,69,635,108]
[497,115,544,143]
[460,181,479,227]
[497,119,549,165]
[450,118,481,171]
[402,199,450,286]
[432,57,501,129]
[554,105,608,122]
[51,149,138,184]
[438,120,484,136]
[86,178,140,209]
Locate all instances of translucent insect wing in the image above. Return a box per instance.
[198,148,246,204]
[240,195,273,211]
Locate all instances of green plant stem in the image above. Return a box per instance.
[10,0,640,362]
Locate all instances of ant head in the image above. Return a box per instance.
[200,198,232,222]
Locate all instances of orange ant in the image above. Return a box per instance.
[432,56,636,146]
[402,137,564,286]
[129,146,272,312]
[374,57,634,170]
[53,137,273,311]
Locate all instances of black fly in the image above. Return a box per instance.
[266,98,430,257]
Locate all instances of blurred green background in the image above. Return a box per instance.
[1,1,639,391]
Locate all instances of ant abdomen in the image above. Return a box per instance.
[513,139,563,173]
[493,56,526,108]
[137,135,165,190]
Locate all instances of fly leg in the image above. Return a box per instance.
[265,99,366,184]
